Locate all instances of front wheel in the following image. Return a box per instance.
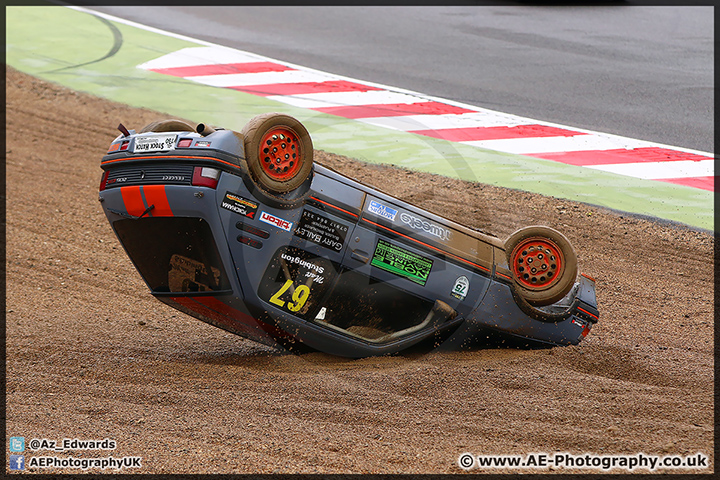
[504,226,578,306]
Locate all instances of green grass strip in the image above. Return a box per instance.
[6,6,713,230]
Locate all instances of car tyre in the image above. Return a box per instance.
[504,226,578,306]
[241,113,314,200]
[139,119,196,133]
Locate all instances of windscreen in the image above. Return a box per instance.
[113,217,230,293]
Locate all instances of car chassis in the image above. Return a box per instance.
[98,113,599,357]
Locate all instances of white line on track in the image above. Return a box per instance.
[268,90,429,109]
[461,135,656,155]
[189,70,340,88]
[357,112,535,131]
[587,160,715,179]
[68,5,715,192]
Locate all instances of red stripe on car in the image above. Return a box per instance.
[120,186,146,217]
[195,297,299,343]
[142,185,174,217]
[170,296,243,333]
[101,155,240,170]
[310,196,359,218]
[577,306,599,321]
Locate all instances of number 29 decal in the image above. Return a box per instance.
[269,279,311,313]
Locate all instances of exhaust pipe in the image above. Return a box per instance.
[196,123,216,136]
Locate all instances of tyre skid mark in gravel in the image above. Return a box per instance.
[548,347,707,389]
[9,262,144,298]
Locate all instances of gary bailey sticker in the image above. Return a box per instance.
[221,192,258,219]
[294,209,349,252]
[371,239,433,286]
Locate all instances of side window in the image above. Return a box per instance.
[258,246,442,344]
[312,269,437,344]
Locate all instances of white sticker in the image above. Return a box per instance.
[367,200,398,221]
[133,134,177,153]
[451,275,469,300]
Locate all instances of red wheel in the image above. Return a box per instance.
[241,113,313,195]
[505,226,578,306]
[511,237,564,290]
[258,126,303,181]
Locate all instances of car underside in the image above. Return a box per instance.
[99,113,599,357]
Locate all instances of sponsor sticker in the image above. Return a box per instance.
[221,192,258,219]
[257,246,339,321]
[293,209,349,252]
[196,141,211,147]
[367,200,398,221]
[133,133,177,153]
[400,212,452,241]
[259,211,293,232]
[451,275,469,300]
[371,239,433,286]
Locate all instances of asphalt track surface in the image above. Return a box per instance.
[87,5,713,153]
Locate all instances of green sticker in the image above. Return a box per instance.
[371,239,433,286]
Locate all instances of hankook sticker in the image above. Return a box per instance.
[371,239,433,286]
[293,209,349,252]
[221,192,258,219]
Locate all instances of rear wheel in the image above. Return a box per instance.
[241,113,314,199]
[139,119,196,133]
[504,226,578,306]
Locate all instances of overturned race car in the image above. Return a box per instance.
[99,113,599,357]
